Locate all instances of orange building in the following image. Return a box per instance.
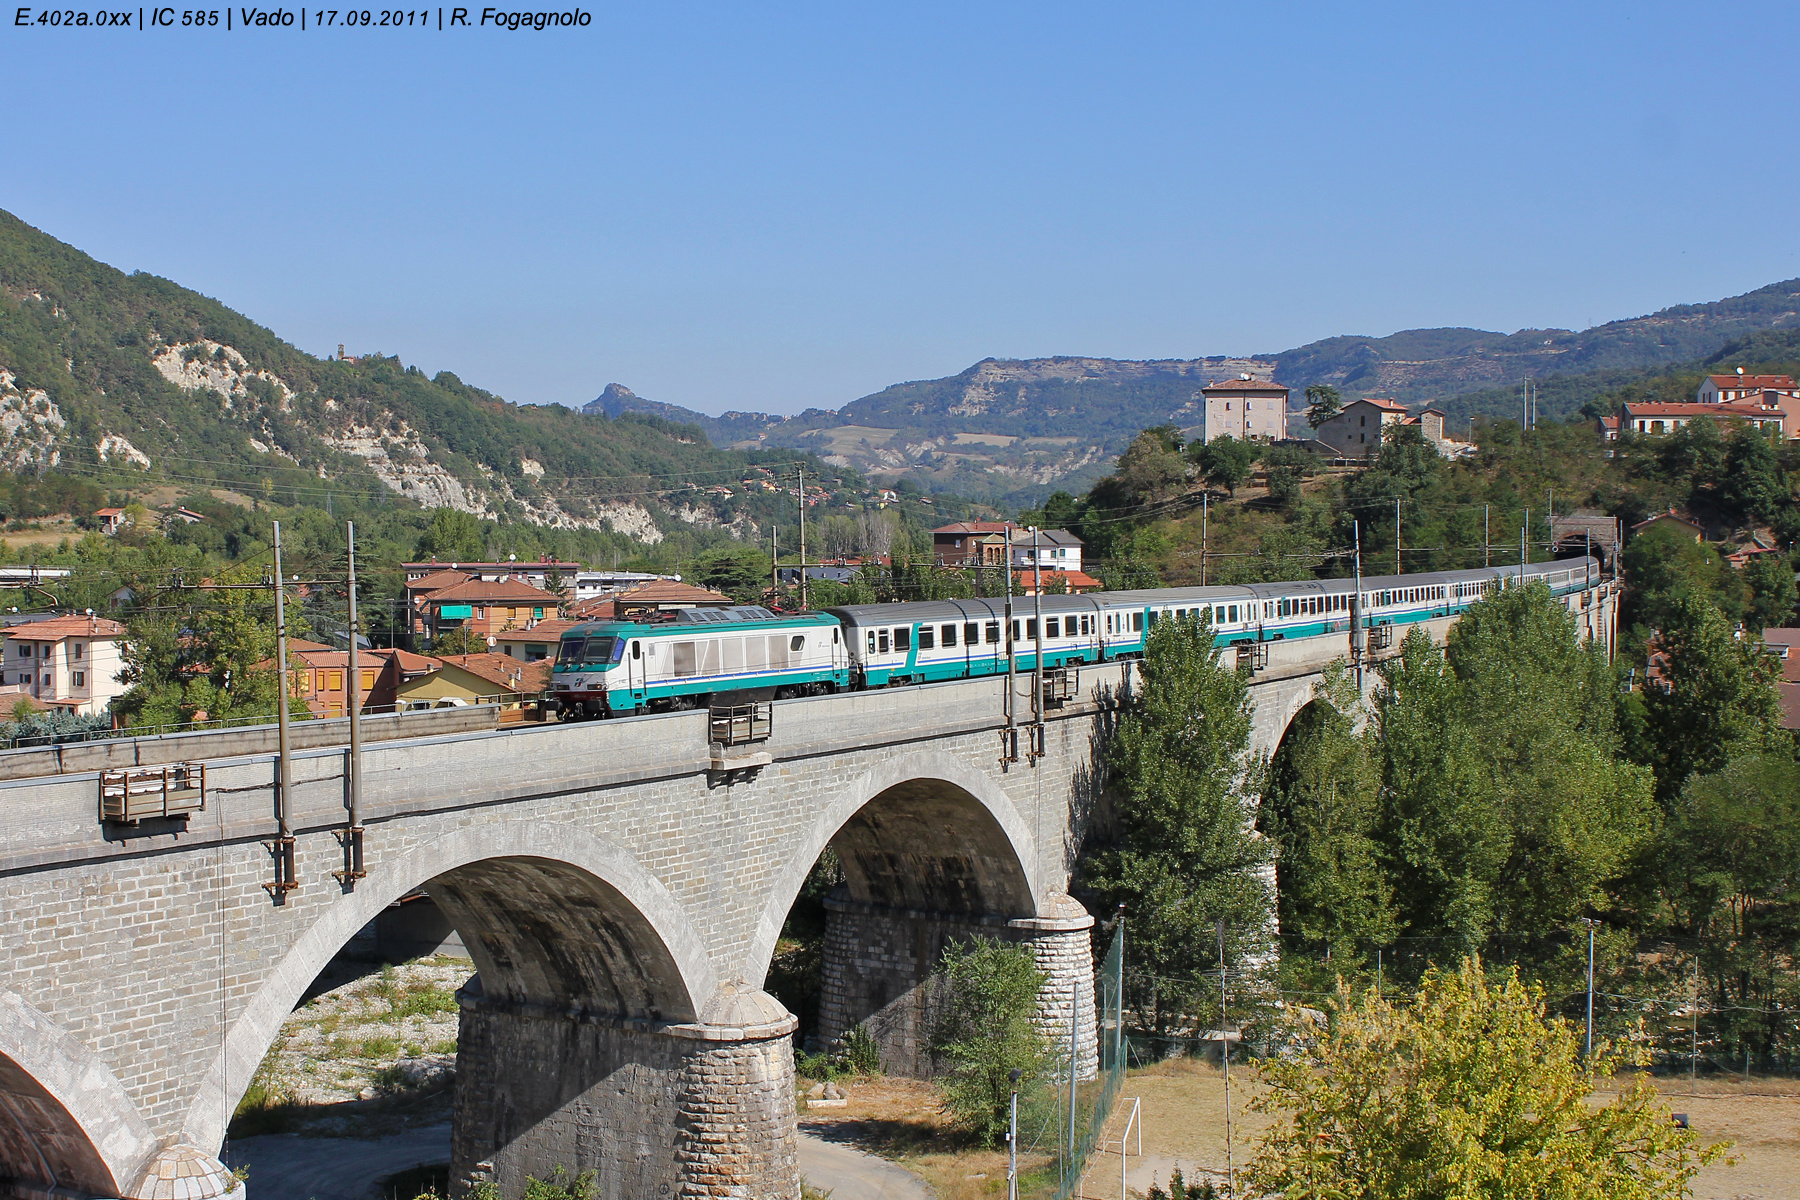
[421,577,562,642]
[269,641,438,717]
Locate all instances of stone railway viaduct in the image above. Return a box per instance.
[0,582,1619,1199]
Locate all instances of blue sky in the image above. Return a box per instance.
[5,1,1797,414]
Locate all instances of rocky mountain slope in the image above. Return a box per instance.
[589,279,1800,504]
[0,209,827,543]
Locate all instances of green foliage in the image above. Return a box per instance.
[1248,957,1726,1200]
[1743,550,1797,631]
[841,1024,882,1076]
[928,938,1056,1148]
[1636,593,1786,802]
[1080,612,1272,1034]
[1374,585,1654,956]
[1620,524,1743,637]
[693,545,772,604]
[1304,384,1342,429]
[1147,1167,1217,1200]
[1188,434,1256,497]
[114,562,315,730]
[1263,664,1395,970]
[432,627,488,656]
[414,508,486,562]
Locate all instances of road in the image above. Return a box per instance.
[222,1124,935,1199]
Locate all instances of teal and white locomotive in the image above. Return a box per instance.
[546,606,847,718]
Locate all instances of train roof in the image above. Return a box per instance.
[560,608,839,636]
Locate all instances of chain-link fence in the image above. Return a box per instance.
[1051,922,1125,1200]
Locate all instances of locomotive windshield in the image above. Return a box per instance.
[558,636,624,666]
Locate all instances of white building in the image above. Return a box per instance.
[1194,376,1289,444]
[1696,372,1798,405]
[1009,529,1083,574]
[2,614,129,717]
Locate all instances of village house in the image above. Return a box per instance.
[0,614,129,716]
[1695,372,1799,405]
[493,618,581,662]
[1759,627,1800,730]
[932,521,1018,566]
[421,577,562,643]
[265,641,438,718]
[397,652,552,712]
[92,508,129,535]
[1193,376,1290,445]
[569,579,735,621]
[1313,397,1410,457]
[1618,400,1784,438]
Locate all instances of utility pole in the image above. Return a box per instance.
[1007,1068,1022,1200]
[1001,527,1017,763]
[1200,493,1208,587]
[796,465,808,611]
[1583,918,1596,1062]
[1395,497,1402,576]
[1030,526,1044,762]
[1218,919,1234,1198]
[335,521,365,886]
[1352,520,1365,689]
[266,522,298,899]
[1484,504,1490,568]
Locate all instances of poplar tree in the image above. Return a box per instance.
[1081,613,1271,1035]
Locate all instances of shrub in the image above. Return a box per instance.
[928,938,1057,1147]
[842,1024,882,1076]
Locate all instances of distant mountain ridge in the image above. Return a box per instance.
[586,277,1800,504]
[0,208,827,544]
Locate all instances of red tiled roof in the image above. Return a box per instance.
[3,615,127,641]
[1622,402,1783,417]
[432,652,551,693]
[1352,397,1410,413]
[933,521,1018,535]
[426,578,560,605]
[94,507,126,518]
[1706,374,1796,389]
[406,569,475,593]
[492,619,580,642]
[1014,569,1103,591]
[1780,681,1800,730]
[1631,508,1704,532]
[1201,378,1288,393]
[404,560,580,572]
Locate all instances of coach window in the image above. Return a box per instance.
[1026,618,1037,640]
[1045,618,1059,638]
[1132,612,1144,632]
[894,627,911,652]
[918,627,935,650]
[941,624,957,647]
[985,621,1000,644]
[873,630,885,653]
[1228,605,1238,622]
[1011,619,1021,642]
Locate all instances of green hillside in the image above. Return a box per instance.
[0,208,853,539]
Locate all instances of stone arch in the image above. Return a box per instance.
[181,820,715,1152]
[1247,672,1331,761]
[746,750,1043,984]
[0,988,157,1197]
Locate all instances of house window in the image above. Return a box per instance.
[362,669,376,688]
[328,670,342,691]
[16,644,29,658]
[73,671,85,687]
[72,644,83,660]
[40,673,50,687]
[534,607,544,619]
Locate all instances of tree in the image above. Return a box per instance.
[1261,443,1319,508]
[433,627,488,656]
[1375,586,1654,954]
[1639,593,1785,802]
[928,938,1056,1147]
[1620,524,1742,636]
[1743,550,1796,631]
[693,546,770,604]
[114,564,315,729]
[1262,663,1395,969]
[1248,957,1724,1200]
[1092,429,1190,512]
[413,508,485,563]
[1080,612,1272,1034]
[1304,384,1342,429]
[1189,434,1257,497]
[1722,426,1788,527]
